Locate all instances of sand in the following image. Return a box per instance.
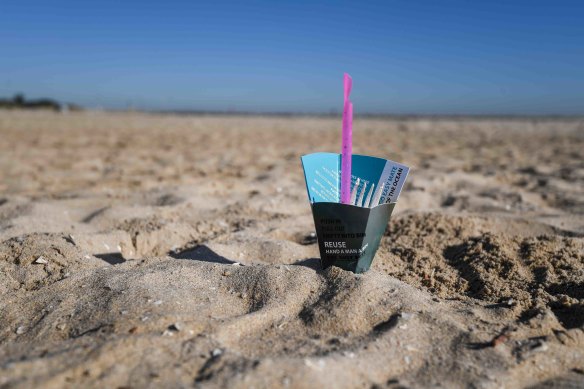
[0,111,583,388]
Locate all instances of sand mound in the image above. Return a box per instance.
[2,257,582,388]
[0,233,105,294]
[378,213,584,329]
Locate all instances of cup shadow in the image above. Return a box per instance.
[95,253,126,265]
[170,245,322,271]
[170,245,235,265]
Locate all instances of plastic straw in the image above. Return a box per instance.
[357,181,367,207]
[340,73,353,204]
[350,178,360,205]
[371,182,384,207]
[364,183,375,207]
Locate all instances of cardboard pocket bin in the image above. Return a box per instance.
[301,152,409,273]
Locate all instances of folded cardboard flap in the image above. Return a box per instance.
[301,153,409,207]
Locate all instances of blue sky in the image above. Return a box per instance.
[1,0,583,114]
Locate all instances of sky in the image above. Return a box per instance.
[1,0,583,115]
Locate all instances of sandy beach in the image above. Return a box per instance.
[0,111,583,388]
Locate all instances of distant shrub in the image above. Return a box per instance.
[0,94,81,111]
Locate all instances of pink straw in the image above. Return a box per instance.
[340,73,353,204]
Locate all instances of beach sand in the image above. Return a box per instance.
[0,111,583,388]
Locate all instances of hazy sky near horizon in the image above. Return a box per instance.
[1,1,583,114]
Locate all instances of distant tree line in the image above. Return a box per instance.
[0,94,82,111]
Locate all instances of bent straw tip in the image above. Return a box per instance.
[343,74,353,98]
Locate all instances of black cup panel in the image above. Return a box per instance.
[311,202,395,273]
